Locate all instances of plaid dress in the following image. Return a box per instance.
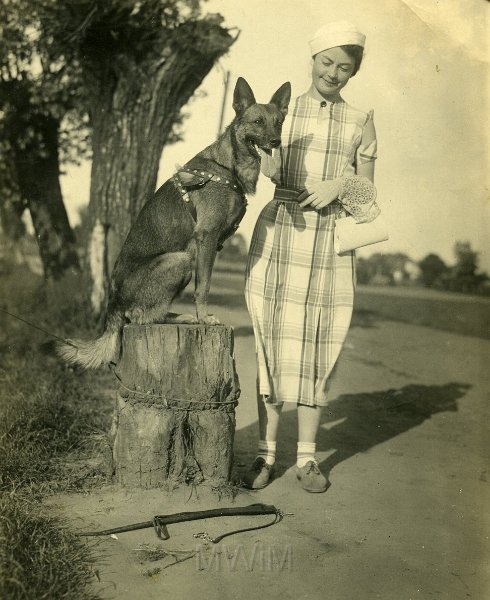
[245,93,377,407]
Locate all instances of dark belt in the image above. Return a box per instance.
[273,185,343,214]
[273,186,302,203]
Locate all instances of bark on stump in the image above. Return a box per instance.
[110,324,240,488]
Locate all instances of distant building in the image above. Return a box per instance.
[401,259,421,283]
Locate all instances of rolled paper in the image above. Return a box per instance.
[334,215,389,254]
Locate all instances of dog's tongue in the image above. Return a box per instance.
[252,143,273,159]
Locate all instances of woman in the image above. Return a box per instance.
[243,21,379,493]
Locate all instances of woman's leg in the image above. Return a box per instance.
[296,404,329,493]
[242,396,282,489]
[297,404,322,443]
[258,395,283,442]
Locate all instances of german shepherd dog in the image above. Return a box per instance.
[57,77,291,369]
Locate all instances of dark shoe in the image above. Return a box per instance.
[295,461,330,493]
[242,457,275,490]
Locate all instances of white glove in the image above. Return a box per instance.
[297,179,342,210]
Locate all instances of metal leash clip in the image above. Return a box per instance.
[193,532,214,542]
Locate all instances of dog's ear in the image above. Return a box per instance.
[269,82,291,118]
[232,77,256,116]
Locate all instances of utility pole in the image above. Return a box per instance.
[217,70,231,138]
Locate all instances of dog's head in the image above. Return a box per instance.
[232,77,291,160]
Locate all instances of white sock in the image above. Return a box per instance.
[257,440,276,466]
[297,442,316,468]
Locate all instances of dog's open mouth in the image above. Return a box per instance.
[249,140,272,159]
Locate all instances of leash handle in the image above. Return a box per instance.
[153,503,277,527]
[78,503,280,539]
[152,503,279,539]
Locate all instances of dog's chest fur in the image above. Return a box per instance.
[197,124,261,196]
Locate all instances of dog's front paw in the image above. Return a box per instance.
[165,312,199,324]
[200,315,221,325]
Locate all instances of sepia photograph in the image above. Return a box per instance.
[0,1,488,598]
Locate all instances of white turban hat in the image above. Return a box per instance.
[309,21,366,56]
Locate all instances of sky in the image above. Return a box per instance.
[60,0,489,272]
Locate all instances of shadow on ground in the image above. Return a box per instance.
[233,382,471,479]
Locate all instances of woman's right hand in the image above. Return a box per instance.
[297,179,342,210]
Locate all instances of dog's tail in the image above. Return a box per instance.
[55,311,124,370]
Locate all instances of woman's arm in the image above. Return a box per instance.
[357,161,375,182]
[356,114,377,182]
[299,110,378,214]
[334,111,378,221]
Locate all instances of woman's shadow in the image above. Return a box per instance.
[234,381,471,478]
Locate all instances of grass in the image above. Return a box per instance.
[354,285,490,340]
[0,494,100,600]
[0,349,111,493]
[0,260,113,599]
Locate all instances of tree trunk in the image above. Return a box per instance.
[84,19,237,314]
[110,324,239,489]
[0,187,27,265]
[13,116,80,279]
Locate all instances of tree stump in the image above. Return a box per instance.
[110,324,240,488]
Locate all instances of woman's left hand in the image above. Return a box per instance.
[297,179,342,210]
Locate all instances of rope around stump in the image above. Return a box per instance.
[109,364,239,412]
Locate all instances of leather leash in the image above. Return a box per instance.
[78,503,286,544]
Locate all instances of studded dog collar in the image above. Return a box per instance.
[172,158,246,212]
[171,159,247,250]
[173,158,244,200]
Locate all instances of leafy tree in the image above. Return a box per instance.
[35,0,238,314]
[418,253,447,287]
[434,241,489,294]
[0,0,88,278]
[355,256,376,284]
[453,241,478,278]
[449,241,483,294]
[360,252,412,284]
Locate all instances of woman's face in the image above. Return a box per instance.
[311,46,356,99]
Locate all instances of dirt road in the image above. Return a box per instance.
[52,272,490,599]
